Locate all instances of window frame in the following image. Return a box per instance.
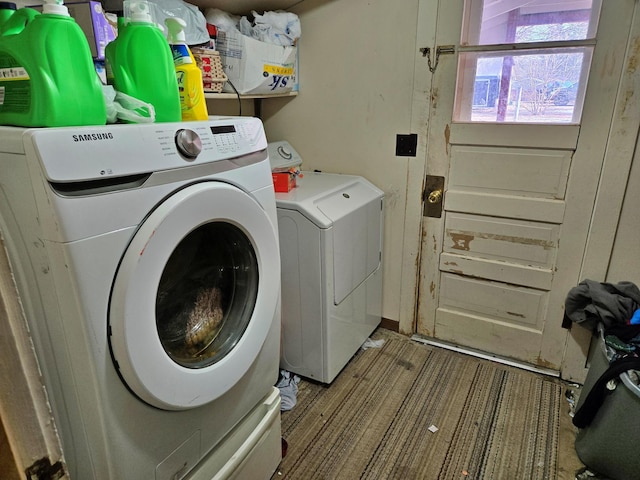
[454,0,602,124]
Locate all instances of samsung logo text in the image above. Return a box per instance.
[72,133,114,142]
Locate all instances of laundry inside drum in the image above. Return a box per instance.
[155,221,259,368]
[156,278,229,365]
[185,286,225,354]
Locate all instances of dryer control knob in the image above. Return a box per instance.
[277,145,292,159]
[175,129,202,159]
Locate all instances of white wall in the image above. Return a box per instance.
[261,0,421,324]
[607,130,640,285]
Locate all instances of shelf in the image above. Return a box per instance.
[204,92,298,100]
[187,0,303,15]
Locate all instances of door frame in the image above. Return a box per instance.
[399,0,438,336]
[0,233,65,477]
[562,2,640,382]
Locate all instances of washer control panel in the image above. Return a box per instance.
[209,124,240,155]
[29,117,268,182]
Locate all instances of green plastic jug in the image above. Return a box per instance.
[0,6,38,36]
[0,0,107,127]
[105,1,181,123]
[0,2,16,27]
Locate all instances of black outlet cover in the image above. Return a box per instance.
[396,134,418,157]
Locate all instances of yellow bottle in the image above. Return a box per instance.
[165,17,208,121]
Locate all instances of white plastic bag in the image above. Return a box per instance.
[147,0,209,45]
[249,10,300,46]
[103,0,208,44]
[208,8,300,46]
[204,8,241,33]
[102,85,156,123]
[102,85,119,124]
[114,91,156,123]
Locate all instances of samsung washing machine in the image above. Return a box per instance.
[271,143,384,384]
[0,117,282,479]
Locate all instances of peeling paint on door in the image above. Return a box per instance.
[621,37,640,117]
[627,37,640,73]
[444,124,450,155]
[447,229,556,249]
[431,87,439,109]
[450,232,474,251]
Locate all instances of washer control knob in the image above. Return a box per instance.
[175,129,202,159]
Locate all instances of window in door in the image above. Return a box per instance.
[454,0,602,124]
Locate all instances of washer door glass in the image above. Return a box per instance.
[156,222,258,368]
[109,182,280,410]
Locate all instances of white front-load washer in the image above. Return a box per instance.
[0,117,282,479]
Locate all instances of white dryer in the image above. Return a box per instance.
[273,148,384,383]
[0,118,282,479]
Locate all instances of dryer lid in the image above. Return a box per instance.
[315,179,383,225]
[275,172,384,229]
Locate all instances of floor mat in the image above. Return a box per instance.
[274,328,575,480]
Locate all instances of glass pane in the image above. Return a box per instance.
[156,222,258,369]
[454,47,592,123]
[462,0,601,46]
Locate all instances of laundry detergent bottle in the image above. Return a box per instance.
[0,5,37,35]
[105,0,181,123]
[0,0,107,127]
[0,2,16,28]
[165,16,208,122]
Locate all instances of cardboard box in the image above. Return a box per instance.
[216,29,297,95]
[66,1,116,60]
[31,1,116,60]
[272,173,296,192]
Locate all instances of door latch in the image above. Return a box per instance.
[419,45,455,73]
[423,175,445,218]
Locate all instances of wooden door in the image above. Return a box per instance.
[416,0,636,372]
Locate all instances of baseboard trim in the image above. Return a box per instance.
[380,318,399,332]
[410,334,559,377]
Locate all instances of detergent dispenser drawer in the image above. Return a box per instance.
[316,181,383,305]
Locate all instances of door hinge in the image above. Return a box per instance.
[419,45,455,73]
[25,457,66,480]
